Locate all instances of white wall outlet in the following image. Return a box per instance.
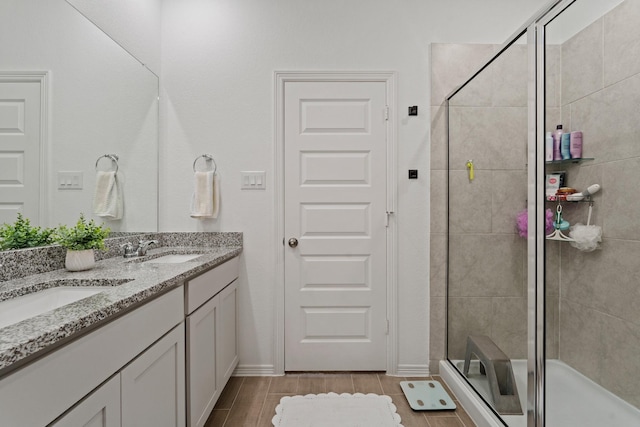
[58,171,83,190]
[241,171,266,190]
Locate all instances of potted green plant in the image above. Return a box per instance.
[0,213,54,250]
[52,214,110,271]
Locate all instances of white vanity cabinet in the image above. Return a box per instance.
[121,324,186,427]
[0,286,185,427]
[53,323,186,427]
[52,375,121,427]
[185,257,239,427]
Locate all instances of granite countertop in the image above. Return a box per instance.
[0,244,242,377]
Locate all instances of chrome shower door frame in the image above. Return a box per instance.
[529,2,578,427]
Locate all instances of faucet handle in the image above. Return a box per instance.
[121,242,136,258]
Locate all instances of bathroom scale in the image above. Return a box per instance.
[400,380,457,411]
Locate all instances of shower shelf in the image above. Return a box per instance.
[545,157,594,166]
[545,197,593,203]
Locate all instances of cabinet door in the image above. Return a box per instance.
[121,324,186,427]
[186,293,219,427]
[216,280,238,389]
[52,375,120,427]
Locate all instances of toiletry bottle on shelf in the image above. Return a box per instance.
[546,132,553,161]
[570,131,582,158]
[561,132,571,160]
[553,124,563,160]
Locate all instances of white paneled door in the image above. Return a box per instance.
[284,80,389,371]
[0,77,42,225]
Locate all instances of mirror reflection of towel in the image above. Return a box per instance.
[93,171,123,220]
[190,171,219,219]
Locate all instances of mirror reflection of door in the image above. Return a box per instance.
[0,76,43,226]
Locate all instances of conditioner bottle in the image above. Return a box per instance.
[553,124,563,160]
[570,131,582,159]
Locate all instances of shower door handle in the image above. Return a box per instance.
[288,237,298,248]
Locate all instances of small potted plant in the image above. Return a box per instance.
[52,214,110,271]
[0,213,54,250]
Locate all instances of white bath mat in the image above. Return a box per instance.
[272,392,403,427]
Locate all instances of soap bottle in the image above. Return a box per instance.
[553,125,563,160]
[561,132,571,159]
[545,132,553,161]
[570,131,582,158]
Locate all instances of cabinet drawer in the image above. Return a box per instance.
[186,257,239,314]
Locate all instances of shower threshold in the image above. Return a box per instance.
[441,359,640,427]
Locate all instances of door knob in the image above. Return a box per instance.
[288,238,298,248]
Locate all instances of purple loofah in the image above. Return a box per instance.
[516,209,528,237]
[516,208,554,237]
[546,208,554,234]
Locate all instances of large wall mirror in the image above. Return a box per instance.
[0,0,158,233]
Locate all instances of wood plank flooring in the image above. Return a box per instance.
[205,373,477,427]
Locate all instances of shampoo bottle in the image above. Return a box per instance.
[561,132,571,159]
[553,125,563,160]
[570,131,582,158]
[545,132,554,161]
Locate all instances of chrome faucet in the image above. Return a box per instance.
[136,240,158,256]
[121,242,137,258]
[120,240,159,258]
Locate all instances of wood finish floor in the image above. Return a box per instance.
[205,373,477,427]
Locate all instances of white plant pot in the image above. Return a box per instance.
[65,249,96,272]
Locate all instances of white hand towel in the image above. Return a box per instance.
[93,171,123,220]
[190,171,219,219]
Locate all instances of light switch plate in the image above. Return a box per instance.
[241,171,266,190]
[58,171,83,190]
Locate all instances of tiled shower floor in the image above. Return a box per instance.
[205,373,477,427]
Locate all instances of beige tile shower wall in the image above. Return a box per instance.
[429,42,532,372]
[557,0,640,409]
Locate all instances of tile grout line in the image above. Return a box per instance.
[221,376,245,427]
[255,376,274,426]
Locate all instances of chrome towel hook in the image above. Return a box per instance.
[193,154,217,174]
[95,154,119,173]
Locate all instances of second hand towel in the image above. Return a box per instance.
[190,171,219,219]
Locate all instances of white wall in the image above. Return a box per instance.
[158,0,550,374]
[66,0,162,75]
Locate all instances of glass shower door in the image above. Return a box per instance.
[446,32,529,424]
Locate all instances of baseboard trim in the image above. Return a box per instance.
[233,364,278,376]
[395,364,430,377]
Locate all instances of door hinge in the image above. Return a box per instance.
[386,319,390,335]
[384,106,389,121]
[385,211,394,227]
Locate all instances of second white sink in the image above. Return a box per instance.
[0,287,104,330]
[143,254,202,264]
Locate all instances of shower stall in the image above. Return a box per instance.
[431,0,640,426]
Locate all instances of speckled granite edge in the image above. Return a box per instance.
[0,245,242,373]
[159,232,242,248]
[0,232,242,282]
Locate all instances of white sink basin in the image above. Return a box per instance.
[143,254,202,264]
[0,287,104,330]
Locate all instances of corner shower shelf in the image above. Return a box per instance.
[545,197,593,203]
[545,157,594,166]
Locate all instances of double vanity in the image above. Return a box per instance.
[0,232,242,427]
